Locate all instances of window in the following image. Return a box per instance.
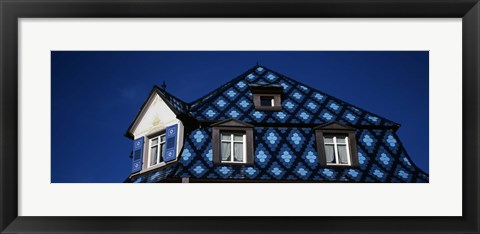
[211,119,254,165]
[148,134,166,167]
[314,122,359,167]
[220,132,246,163]
[323,135,350,165]
[260,96,274,107]
[249,83,283,111]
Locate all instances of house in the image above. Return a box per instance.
[124,65,429,183]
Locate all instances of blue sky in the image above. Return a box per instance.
[51,51,428,183]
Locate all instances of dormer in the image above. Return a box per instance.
[248,82,283,111]
[314,122,359,167]
[211,119,254,165]
[125,87,186,175]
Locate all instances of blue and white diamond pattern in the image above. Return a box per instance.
[136,66,428,183]
[238,98,251,109]
[256,67,265,73]
[226,89,237,99]
[280,82,290,91]
[264,128,281,151]
[294,163,311,179]
[215,98,228,110]
[236,81,247,90]
[246,73,257,81]
[266,73,278,81]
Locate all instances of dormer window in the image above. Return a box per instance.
[314,122,359,167]
[212,119,254,165]
[249,83,283,111]
[323,134,351,165]
[148,133,166,167]
[220,132,246,163]
[260,96,274,107]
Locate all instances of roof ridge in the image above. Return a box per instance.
[154,85,189,106]
[153,85,191,115]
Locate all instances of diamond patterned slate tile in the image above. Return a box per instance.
[127,65,428,183]
[168,127,429,183]
[158,89,189,114]
[188,65,400,127]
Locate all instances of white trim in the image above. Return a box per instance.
[220,132,247,163]
[344,136,351,165]
[243,134,247,163]
[147,133,166,167]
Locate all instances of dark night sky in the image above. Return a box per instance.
[51,51,428,183]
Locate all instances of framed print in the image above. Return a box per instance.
[1,0,479,233]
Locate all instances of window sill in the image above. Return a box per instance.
[254,106,282,111]
[215,161,253,166]
[324,164,359,168]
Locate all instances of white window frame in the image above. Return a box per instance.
[324,135,351,166]
[220,132,247,163]
[148,133,166,167]
[260,96,275,107]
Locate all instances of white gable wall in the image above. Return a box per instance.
[132,94,178,137]
[131,93,184,169]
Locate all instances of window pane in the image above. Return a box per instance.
[221,133,231,141]
[260,96,273,106]
[221,142,231,161]
[337,136,346,144]
[233,134,244,142]
[337,145,349,164]
[150,146,158,166]
[159,143,165,162]
[324,136,334,144]
[325,145,335,163]
[233,142,244,162]
[151,138,159,145]
[160,135,166,142]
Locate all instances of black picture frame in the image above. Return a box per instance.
[1,0,478,233]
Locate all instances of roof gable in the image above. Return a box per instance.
[188,65,399,128]
[211,118,254,128]
[126,86,188,138]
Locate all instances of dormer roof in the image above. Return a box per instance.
[313,121,357,131]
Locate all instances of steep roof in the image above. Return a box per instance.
[127,65,400,139]
[126,65,428,183]
[189,65,400,129]
[156,85,190,114]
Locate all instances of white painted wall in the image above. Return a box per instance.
[131,93,184,165]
